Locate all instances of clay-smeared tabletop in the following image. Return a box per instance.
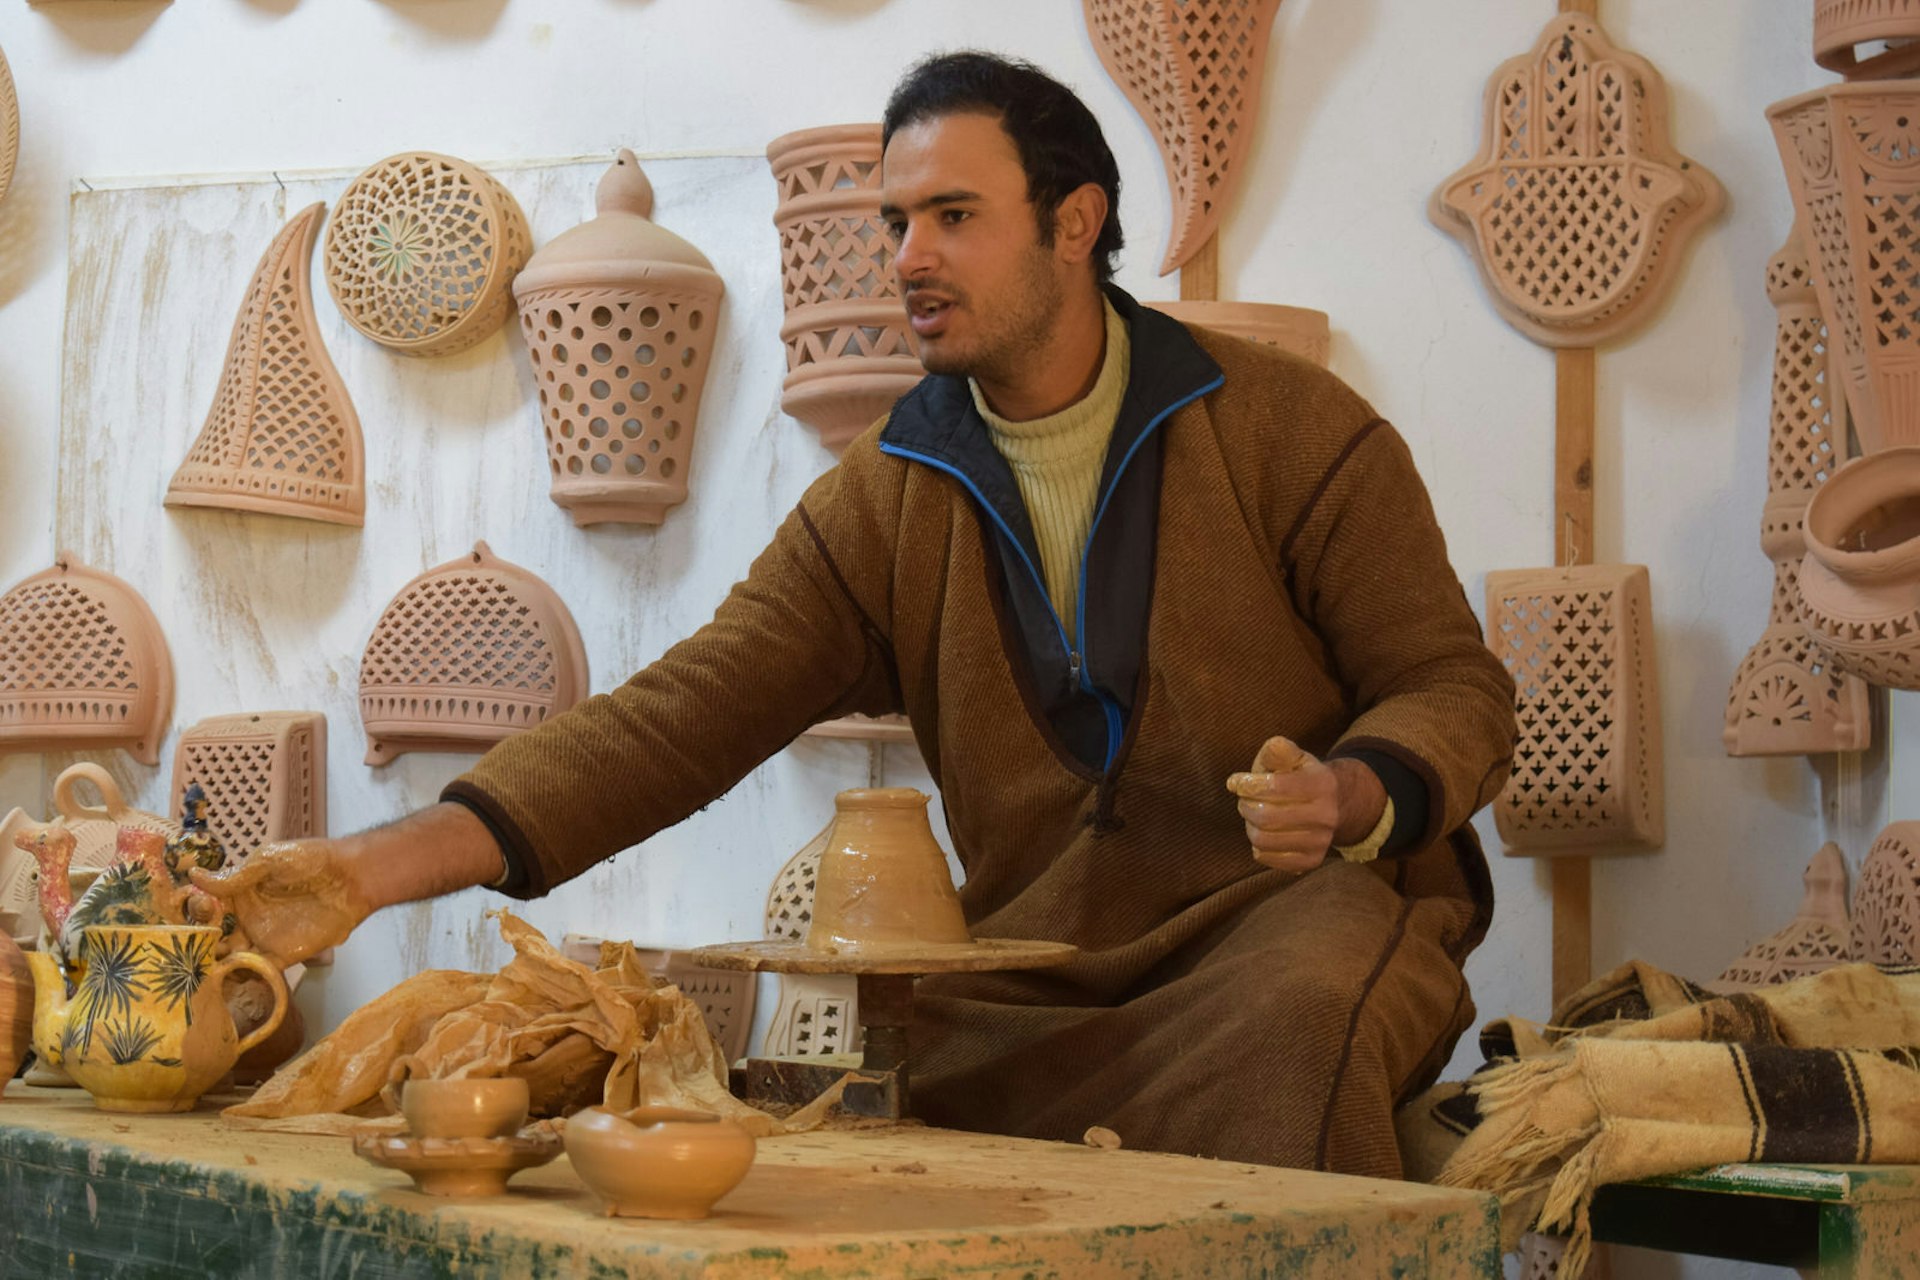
[0,1082,1500,1277]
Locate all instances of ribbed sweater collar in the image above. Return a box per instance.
[970,299,1130,470]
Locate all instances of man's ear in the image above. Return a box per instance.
[1052,182,1109,267]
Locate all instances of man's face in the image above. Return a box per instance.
[880,112,1064,384]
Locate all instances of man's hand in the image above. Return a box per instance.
[1225,736,1387,874]
[189,839,374,968]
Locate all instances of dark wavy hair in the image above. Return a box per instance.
[882,51,1124,284]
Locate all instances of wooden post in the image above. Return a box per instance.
[1553,345,1597,1006]
[1180,235,1219,302]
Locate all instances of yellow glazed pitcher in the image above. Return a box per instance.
[27,923,287,1112]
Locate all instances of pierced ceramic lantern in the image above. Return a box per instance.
[166,203,365,526]
[514,150,723,526]
[170,712,327,863]
[1084,0,1284,275]
[1146,301,1330,367]
[761,822,860,1057]
[1486,564,1663,853]
[1796,447,1920,688]
[767,125,924,452]
[1430,13,1723,348]
[358,542,588,765]
[325,152,532,357]
[1717,843,1852,990]
[1852,821,1920,964]
[1771,84,1920,453]
[1816,0,1920,78]
[1724,221,1871,756]
[0,556,173,766]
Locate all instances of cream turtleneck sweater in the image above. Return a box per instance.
[971,300,1130,640]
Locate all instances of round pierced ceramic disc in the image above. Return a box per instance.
[688,937,1078,976]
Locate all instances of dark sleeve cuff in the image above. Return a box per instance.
[1333,747,1432,858]
[441,781,544,900]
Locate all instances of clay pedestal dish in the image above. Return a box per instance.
[352,1129,563,1198]
[565,1106,757,1219]
[1797,447,1920,689]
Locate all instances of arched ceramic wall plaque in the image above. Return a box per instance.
[358,541,588,765]
[1771,84,1920,454]
[0,46,18,208]
[0,556,172,766]
[166,203,365,526]
[1083,0,1283,275]
[170,712,327,863]
[1717,843,1851,990]
[1430,13,1724,348]
[515,150,724,526]
[767,125,924,452]
[1487,564,1663,853]
[1146,300,1330,367]
[1725,222,1871,756]
[1816,0,1920,78]
[1796,446,1920,688]
[325,151,532,358]
[1851,820,1920,964]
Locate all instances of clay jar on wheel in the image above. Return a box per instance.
[808,788,970,954]
[565,1106,756,1218]
[1797,447,1920,689]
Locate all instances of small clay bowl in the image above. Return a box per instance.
[565,1105,756,1219]
[399,1077,530,1140]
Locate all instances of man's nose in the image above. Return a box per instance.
[893,220,936,281]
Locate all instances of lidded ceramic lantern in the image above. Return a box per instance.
[1796,447,1920,689]
[358,542,588,764]
[767,125,925,451]
[514,150,724,526]
[808,789,971,955]
[0,556,173,766]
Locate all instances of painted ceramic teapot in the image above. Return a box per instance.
[26,923,286,1112]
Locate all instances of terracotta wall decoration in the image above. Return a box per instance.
[0,764,176,951]
[358,542,588,765]
[1796,446,1920,688]
[514,150,724,526]
[1815,0,1920,78]
[767,125,924,452]
[1772,84,1920,453]
[1486,564,1664,852]
[1430,13,1724,348]
[1717,843,1852,989]
[165,203,365,526]
[1146,301,1330,367]
[1724,223,1872,755]
[761,825,859,1057]
[0,46,17,208]
[169,712,327,863]
[0,556,173,766]
[1851,820,1920,964]
[1083,0,1283,275]
[324,151,532,358]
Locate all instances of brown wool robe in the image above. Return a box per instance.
[450,330,1517,1179]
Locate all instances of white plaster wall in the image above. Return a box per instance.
[0,3,1861,1275]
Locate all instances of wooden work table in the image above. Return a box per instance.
[0,1082,1501,1277]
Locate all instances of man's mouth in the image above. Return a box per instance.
[906,291,956,339]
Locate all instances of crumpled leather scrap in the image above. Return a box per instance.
[224,909,848,1136]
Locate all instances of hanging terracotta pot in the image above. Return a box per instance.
[0,556,173,766]
[767,125,924,452]
[1816,0,1920,78]
[359,542,589,764]
[1486,564,1663,853]
[165,203,365,526]
[324,151,532,358]
[170,712,327,864]
[1431,13,1723,348]
[1771,84,1920,453]
[1851,821,1920,964]
[1146,301,1329,367]
[1724,220,1871,755]
[515,150,724,526]
[1796,446,1920,689]
[1083,0,1284,275]
[1717,843,1852,990]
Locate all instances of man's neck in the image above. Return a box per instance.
[972,286,1110,422]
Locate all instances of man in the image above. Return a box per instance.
[197,52,1514,1180]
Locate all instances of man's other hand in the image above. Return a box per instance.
[1226,736,1387,874]
[189,840,375,968]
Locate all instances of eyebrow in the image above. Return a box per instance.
[877,190,983,220]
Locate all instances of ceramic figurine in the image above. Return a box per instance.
[514,150,725,526]
[808,788,971,954]
[1431,13,1723,348]
[60,827,221,968]
[1796,447,1920,688]
[0,764,180,950]
[565,1105,756,1219]
[170,712,328,865]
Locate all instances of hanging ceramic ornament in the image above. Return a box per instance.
[166,203,365,526]
[1724,221,1871,755]
[169,712,327,863]
[325,152,532,357]
[515,150,724,526]
[1816,0,1920,79]
[1430,13,1723,348]
[767,125,924,452]
[1083,0,1284,275]
[1717,843,1852,989]
[0,556,172,766]
[358,542,588,765]
[1796,445,1920,688]
[1486,564,1663,853]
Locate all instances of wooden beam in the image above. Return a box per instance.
[1179,235,1219,302]
[1552,346,1598,1006]
[1558,0,1599,12]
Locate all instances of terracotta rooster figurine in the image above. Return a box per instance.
[13,824,77,953]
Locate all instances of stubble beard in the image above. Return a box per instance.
[917,243,1063,387]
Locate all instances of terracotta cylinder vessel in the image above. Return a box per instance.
[808,789,970,954]
[1798,447,1920,689]
[515,150,724,525]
